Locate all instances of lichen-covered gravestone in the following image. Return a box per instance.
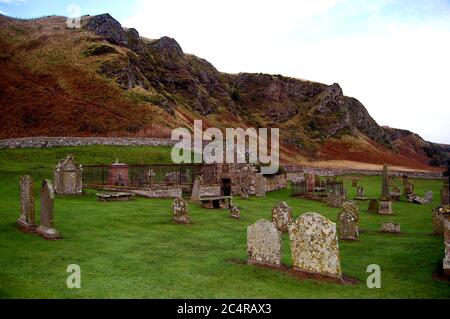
[230,205,241,219]
[36,180,60,240]
[17,175,37,232]
[337,201,359,240]
[326,191,343,208]
[443,218,450,276]
[271,201,292,232]
[288,213,342,279]
[247,220,281,267]
[172,197,190,224]
[380,223,401,233]
[191,176,202,203]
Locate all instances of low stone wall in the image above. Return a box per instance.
[285,166,442,179]
[0,137,178,149]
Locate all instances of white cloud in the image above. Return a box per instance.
[122,0,450,144]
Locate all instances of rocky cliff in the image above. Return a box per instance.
[0,13,447,169]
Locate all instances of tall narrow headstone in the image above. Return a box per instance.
[36,180,60,240]
[379,164,394,215]
[441,181,449,206]
[247,220,281,267]
[255,174,266,197]
[17,175,36,232]
[337,201,359,240]
[306,174,315,193]
[443,217,450,276]
[288,212,342,279]
[271,201,292,232]
[191,176,202,203]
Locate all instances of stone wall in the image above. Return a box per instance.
[0,137,178,149]
[285,166,442,179]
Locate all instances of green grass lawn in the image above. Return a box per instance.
[0,146,449,298]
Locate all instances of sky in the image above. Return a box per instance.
[1,0,449,144]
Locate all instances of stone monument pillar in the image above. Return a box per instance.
[379,164,394,215]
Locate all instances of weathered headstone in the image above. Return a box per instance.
[191,176,202,203]
[351,179,358,187]
[271,201,292,232]
[288,213,342,279]
[390,186,401,201]
[172,197,190,224]
[380,222,401,233]
[357,187,364,197]
[17,175,37,232]
[255,174,266,197]
[53,156,82,195]
[306,173,315,193]
[326,191,343,208]
[443,218,450,276]
[337,201,359,240]
[379,165,394,215]
[441,182,449,206]
[404,182,415,196]
[36,180,60,240]
[230,205,240,219]
[432,207,446,235]
[240,185,249,200]
[367,199,379,213]
[247,220,281,267]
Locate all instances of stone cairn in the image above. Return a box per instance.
[337,201,359,240]
[288,213,342,279]
[380,222,401,234]
[172,197,190,224]
[36,180,60,240]
[247,220,281,267]
[367,199,379,213]
[230,205,241,219]
[379,164,394,215]
[17,175,37,232]
[271,201,292,232]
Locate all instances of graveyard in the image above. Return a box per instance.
[0,145,449,298]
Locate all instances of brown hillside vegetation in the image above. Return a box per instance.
[0,14,447,171]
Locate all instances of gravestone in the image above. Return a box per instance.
[306,174,315,193]
[17,175,36,232]
[443,218,450,276]
[191,176,202,203]
[404,182,415,196]
[53,155,82,195]
[326,191,343,208]
[390,186,401,201]
[337,201,359,240]
[379,165,394,214]
[271,201,292,232]
[351,179,358,187]
[230,205,240,219]
[380,223,401,233]
[172,197,190,224]
[357,187,365,197]
[367,199,379,213]
[441,182,449,206]
[255,174,266,197]
[432,207,446,235]
[247,220,281,267]
[402,175,409,186]
[36,180,60,240]
[288,212,342,279]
